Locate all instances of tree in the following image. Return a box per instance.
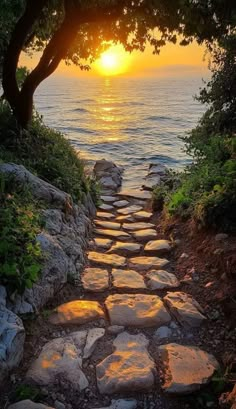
[1,0,236,127]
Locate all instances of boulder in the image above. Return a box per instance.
[96,332,155,394]
[8,401,55,409]
[0,306,25,382]
[94,160,123,192]
[159,343,219,394]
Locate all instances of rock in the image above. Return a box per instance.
[0,286,7,306]
[98,204,114,211]
[96,332,155,394]
[148,163,167,176]
[112,269,146,290]
[180,253,189,259]
[94,160,123,192]
[163,292,207,327]
[118,189,152,200]
[105,294,171,328]
[159,343,219,394]
[132,229,157,242]
[88,252,126,268]
[95,399,138,409]
[107,242,142,255]
[96,212,115,220]
[123,222,155,231]
[8,401,55,409]
[94,238,113,250]
[95,221,121,230]
[42,209,63,235]
[117,205,143,215]
[154,326,172,340]
[0,306,25,382]
[101,196,117,202]
[107,325,125,335]
[95,229,131,241]
[10,296,34,315]
[49,300,104,326]
[26,333,88,391]
[144,240,171,253]
[142,174,161,191]
[54,401,65,409]
[215,233,228,241]
[116,215,134,222]
[146,270,180,290]
[0,163,72,209]
[82,268,109,292]
[133,211,152,221]
[129,256,170,271]
[83,328,105,359]
[113,200,129,208]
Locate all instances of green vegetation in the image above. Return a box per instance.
[0,176,42,294]
[153,36,236,232]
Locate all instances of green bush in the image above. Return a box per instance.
[0,100,98,203]
[0,177,43,294]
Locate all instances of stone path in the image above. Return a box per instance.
[22,189,220,409]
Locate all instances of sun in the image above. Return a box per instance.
[96,45,131,76]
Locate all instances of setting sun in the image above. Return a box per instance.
[96,45,132,76]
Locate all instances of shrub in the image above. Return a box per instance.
[0,177,43,295]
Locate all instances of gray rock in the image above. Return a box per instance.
[0,163,72,209]
[107,326,125,335]
[26,332,88,391]
[83,328,105,359]
[0,286,7,306]
[96,332,155,394]
[94,160,123,192]
[95,399,138,409]
[215,233,228,241]
[54,401,65,409]
[42,209,63,235]
[0,306,25,382]
[8,401,55,409]
[164,292,207,327]
[154,326,172,340]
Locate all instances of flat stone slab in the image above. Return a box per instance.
[82,268,109,292]
[95,229,131,241]
[164,292,207,327]
[116,215,134,222]
[95,220,121,230]
[118,189,152,200]
[8,402,54,409]
[88,251,126,268]
[123,222,155,231]
[113,200,129,208]
[117,205,143,215]
[105,294,171,327]
[26,332,88,390]
[146,270,180,290]
[96,332,155,394]
[133,211,152,221]
[129,256,170,271]
[96,212,115,220]
[99,204,114,211]
[159,343,219,394]
[94,238,113,250]
[112,269,146,290]
[83,328,105,359]
[132,229,157,242]
[49,300,104,325]
[145,239,171,253]
[101,196,117,202]
[108,242,142,255]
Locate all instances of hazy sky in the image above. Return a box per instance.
[21,40,209,78]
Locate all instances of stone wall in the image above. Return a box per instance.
[0,163,96,381]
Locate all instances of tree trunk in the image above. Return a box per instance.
[14,89,34,129]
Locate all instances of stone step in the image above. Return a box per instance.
[94,237,113,250]
[101,195,117,202]
[116,214,135,222]
[98,203,114,211]
[107,242,142,255]
[105,294,171,327]
[95,228,131,241]
[123,222,155,231]
[163,292,207,327]
[112,269,146,290]
[131,229,157,241]
[129,256,170,271]
[95,220,121,230]
[117,189,152,200]
[113,200,130,208]
[96,211,115,220]
[88,251,126,268]
[117,205,143,215]
[49,300,104,326]
[144,239,171,253]
[82,267,109,292]
[146,270,180,290]
[133,210,153,221]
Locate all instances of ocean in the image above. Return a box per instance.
[35,74,206,189]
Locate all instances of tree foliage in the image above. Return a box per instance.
[0,0,236,126]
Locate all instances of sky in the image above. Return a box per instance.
[21,40,209,78]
